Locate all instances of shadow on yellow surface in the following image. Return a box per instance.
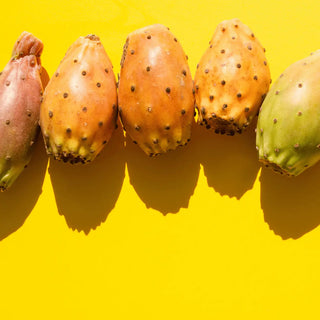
[260,164,320,240]
[126,123,200,215]
[0,138,48,241]
[195,118,260,199]
[49,124,125,234]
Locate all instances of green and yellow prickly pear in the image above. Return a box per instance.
[118,24,195,156]
[256,50,320,176]
[194,18,270,135]
[40,35,117,164]
[0,32,45,191]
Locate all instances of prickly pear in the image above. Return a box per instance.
[194,18,271,135]
[118,24,194,156]
[256,50,320,176]
[0,32,45,191]
[40,35,117,164]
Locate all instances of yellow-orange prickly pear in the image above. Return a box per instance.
[194,18,271,135]
[118,24,195,156]
[40,35,118,164]
[0,32,45,191]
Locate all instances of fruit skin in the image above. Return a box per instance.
[257,50,320,176]
[40,35,117,164]
[118,24,194,156]
[194,18,270,135]
[0,32,44,191]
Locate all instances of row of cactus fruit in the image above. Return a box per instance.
[0,18,319,191]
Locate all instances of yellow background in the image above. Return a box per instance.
[1,0,320,319]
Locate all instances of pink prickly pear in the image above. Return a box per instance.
[0,32,45,191]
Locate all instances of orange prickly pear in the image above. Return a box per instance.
[0,32,45,191]
[194,18,271,135]
[118,24,195,157]
[40,34,118,164]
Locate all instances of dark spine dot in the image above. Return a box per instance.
[222,27,226,32]
[264,61,267,66]
[135,125,140,131]
[131,85,135,92]
[133,141,137,144]
[210,45,213,48]
[237,93,242,98]
[103,140,107,144]
[236,63,241,68]
[232,36,236,40]
[298,83,303,88]
[247,45,252,50]
[251,33,255,38]
[49,111,53,118]
[253,75,258,80]
[153,138,158,144]
[166,87,171,93]
[112,104,116,110]
[222,104,228,110]
[147,107,152,112]
[5,81,10,86]
[201,107,206,115]
[98,121,103,127]
[165,125,170,130]
[82,107,87,112]
[146,66,151,72]
[245,107,249,112]
[5,120,10,125]
[174,37,177,42]
[181,109,186,115]
[147,35,151,39]
[221,49,225,53]
[55,72,59,77]
[209,95,214,101]
[205,69,209,74]
[82,71,87,76]
[66,128,72,133]
[196,64,199,69]
[195,85,199,90]
[81,137,87,141]
[27,110,32,117]
[96,82,101,87]
[182,70,187,76]
[105,68,109,73]
[130,49,135,54]
[221,80,226,85]
[74,59,78,63]
[273,118,277,124]
[63,92,68,98]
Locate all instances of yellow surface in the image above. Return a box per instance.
[1,0,320,319]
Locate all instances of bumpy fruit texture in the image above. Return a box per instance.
[194,18,271,135]
[118,24,194,156]
[257,50,320,176]
[0,32,44,191]
[40,35,118,164]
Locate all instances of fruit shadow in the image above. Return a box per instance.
[125,127,200,215]
[195,118,260,199]
[0,138,48,241]
[260,163,320,240]
[49,126,125,234]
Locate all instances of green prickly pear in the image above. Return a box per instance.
[40,35,118,164]
[0,32,45,191]
[118,24,195,156]
[256,50,320,176]
[194,18,271,135]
